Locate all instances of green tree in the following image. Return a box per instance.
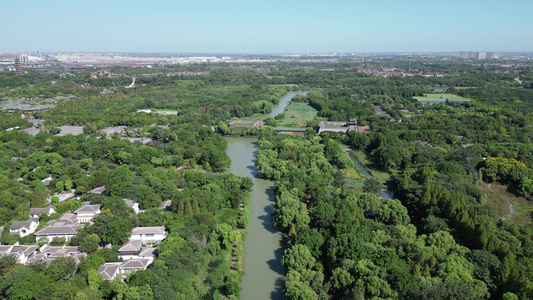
[8,271,54,300]
[31,187,48,208]
[362,178,383,194]
[79,234,100,253]
[65,179,73,191]
[45,257,77,280]
[282,244,316,272]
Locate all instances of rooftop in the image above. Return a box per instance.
[120,259,150,269]
[131,226,166,235]
[118,240,143,253]
[74,202,101,214]
[35,225,83,235]
[97,262,121,281]
[10,218,38,230]
[28,205,56,216]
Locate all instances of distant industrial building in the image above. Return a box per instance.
[14,58,22,76]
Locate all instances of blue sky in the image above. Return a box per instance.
[1,0,532,53]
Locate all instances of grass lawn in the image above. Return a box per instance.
[345,166,365,180]
[480,182,533,227]
[278,102,318,127]
[351,151,391,182]
[413,93,470,102]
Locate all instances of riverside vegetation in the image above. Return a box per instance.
[0,58,533,299]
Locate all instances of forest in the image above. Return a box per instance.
[0,58,532,299]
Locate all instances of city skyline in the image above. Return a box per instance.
[1,0,533,53]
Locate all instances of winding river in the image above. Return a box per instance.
[225,91,306,300]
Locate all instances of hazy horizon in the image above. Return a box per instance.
[2,0,532,53]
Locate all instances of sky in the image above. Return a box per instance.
[1,0,532,53]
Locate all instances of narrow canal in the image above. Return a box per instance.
[226,138,283,300]
[348,151,394,199]
[225,91,307,299]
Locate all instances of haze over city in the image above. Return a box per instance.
[2,0,533,53]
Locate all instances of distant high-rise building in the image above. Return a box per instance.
[459,51,501,60]
[459,51,479,59]
[14,58,22,76]
[485,52,501,59]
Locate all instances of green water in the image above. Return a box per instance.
[225,91,309,299]
[225,137,284,300]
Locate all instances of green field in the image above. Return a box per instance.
[278,102,318,127]
[413,93,470,102]
[480,182,533,227]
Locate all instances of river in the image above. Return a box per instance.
[348,151,394,199]
[266,91,307,119]
[225,91,307,299]
[226,137,284,300]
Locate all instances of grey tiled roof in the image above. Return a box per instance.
[28,206,56,216]
[118,240,142,252]
[35,225,83,236]
[158,200,172,210]
[97,262,121,281]
[10,218,38,230]
[131,226,166,235]
[11,245,38,256]
[74,203,101,214]
[120,259,150,269]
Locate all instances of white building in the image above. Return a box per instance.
[0,244,38,264]
[9,218,39,237]
[123,199,140,214]
[97,259,151,281]
[74,202,101,223]
[25,245,86,265]
[97,262,122,281]
[117,239,156,263]
[34,224,83,243]
[28,205,56,219]
[130,227,167,244]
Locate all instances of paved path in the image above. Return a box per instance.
[230,202,245,273]
[126,77,136,88]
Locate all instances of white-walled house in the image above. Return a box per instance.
[123,199,140,214]
[74,202,101,223]
[34,224,83,243]
[130,227,167,244]
[25,245,86,265]
[28,205,56,218]
[9,218,39,237]
[97,262,122,281]
[0,244,38,264]
[97,259,151,281]
[119,259,150,274]
[117,239,157,263]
